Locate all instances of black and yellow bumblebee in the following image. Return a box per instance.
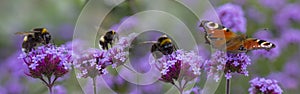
[15,28,51,53]
[99,30,118,50]
[136,35,177,59]
[151,35,177,55]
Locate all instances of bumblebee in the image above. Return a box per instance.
[99,30,118,50]
[15,28,51,53]
[150,35,177,58]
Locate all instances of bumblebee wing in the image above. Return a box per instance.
[15,31,39,35]
[139,41,157,44]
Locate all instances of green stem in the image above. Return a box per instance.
[93,77,97,94]
[226,79,230,94]
[48,85,53,94]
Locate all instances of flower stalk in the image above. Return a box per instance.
[226,79,230,94]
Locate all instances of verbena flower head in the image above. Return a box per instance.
[217,3,246,33]
[18,44,72,78]
[204,51,251,81]
[108,33,138,67]
[74,33,137,78]
[74,48,112,78]
[155,50,204,84]
[224,53,251,79]
[249,77,283,94]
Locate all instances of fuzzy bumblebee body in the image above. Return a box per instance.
[16,28,51,53]
[200,20,276,53]
[99,30,118,50]
[151,35,177,58]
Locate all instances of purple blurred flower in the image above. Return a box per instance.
[53,85,67,94]
[204,51,251,81]
[246,7,266,24]
[274,4,300,29]
[258,0,286,10]
[3,79,26,94]
[57,24,74,40]
[268,72,298,90]
[110,16,138,33]
[183,87,201,94]
[283,60,300,78]
[268,60,300,89]
[217,3,246,33]
[196,45,210,60]
[155,50,204,84]
[281,28,300,47]
[248,77,283,94]
[74,48,112,78]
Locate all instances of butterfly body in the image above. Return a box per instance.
[200,20,275,53]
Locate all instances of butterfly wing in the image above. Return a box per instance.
[200,20,238,49]
[243,38,276,51]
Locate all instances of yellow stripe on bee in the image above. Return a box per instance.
[100,36,105,42]
[160,39,172,46]
[112,30,115,35]
[23,36,28,41]
[42,28,47,34]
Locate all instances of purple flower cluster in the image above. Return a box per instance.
[155,50,204,84]
[217,3,246,33]
[74,33,138,78]
[204,51,251,81]
[109,33,138,67]
[249,77,283,94]
[204,51,227,81]
[18,44,72,78]
[224,53,251,79]
[74,48,112,78]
